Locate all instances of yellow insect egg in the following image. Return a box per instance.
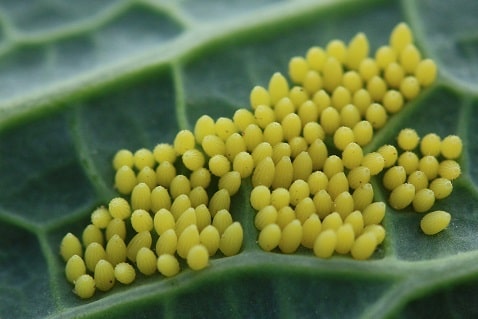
[208,154,231,178]
[419,155,440,180]
[332,86,351,111]
[268,72,289,105]
[298,100,319,124]
[250,85,271,109]
[189,168,211,189]
[308,139,328,171]
[105,234,127,266]
[274,97,296,122]
[342,71,363,93]
[156,161,177,188]
[271,142,291,164]
[289,179,310,206]
[323,57,343,92]
[320,106,341,135]
[82,224,104,247]
[169,174,191,199]
[131,209,153,232]
[313,229,337,258]
[306,46,327,71]
[415,59,437,87]
[390,22,413,53]
[263,122,283,147]
[326,39,347,63]
[151,186,171,212]
[202,134,226,157]
[342,142,363,169]
[322,212,343,231]
[276,206,296,229]
[213,209,233,235]
[258,223,282,252]
[199,225,220,256]
[177,224,200,259]
[361,152,385,175]
[84,242,106,272]
[289,137,308,158]
[171,194,192,220]
[295,197,316,224]
[281,113,302,141]
[289,86,309,107]
[375,45,396,69]
[377,144,398,168]
[115,165,137,195]
[334,191,355,220]
[174,130,195,155]
[218,171,242,196]
[60,233,83,261]
[301,214,322,249]
[407,170,429,191]
[187,244,209,271]
[194,115,216,144]
[420,210,451,235]
[250,185,271,210]
[438,160,461,180]
[308,171,328,195]
[429,178,453,199]
[352,89,372,116]
[215,117,237,141]
[365,103,388,129]
[346,32,369,70]
[389,183,416,210]
[313,190,333,219]
[136,247,157,276]
[383,165,406,191]
[137,166,157,190]
[441,135,463,159]
[233,108,256,132]
[335,224,355,254]
[350,232,377,260]
[420,133,441,156]
[412,188,436,213]
[271,187,291,210]
[195,204,212,232]
[327,172,349,200]
[114,262,136,285]
[126,231,152,262]
[303,70,323,95]
[153,143,177,165]
[105,218,126,241]
[399,44,421,74]
[157,254,181,277]
[352,183,374,211]
[155,229,178,256]
[358,58,379,82]
[74,274,96,299]
[252,156,275,188]
[362,224,386,244]
[362,201,386,226]
[366,76,388,102]
[292,151,313,181]
[252,142,273,165]
[344,210,364,236]
[382,89,404,113]
[255,205,278,230]
[219,222,243,256]
[333,126,355,151]
[113,149,134,170]
[323,155,344,179]
[289,56,309,83]
[397,128,420,151]
[312,89,331,114]
[278,219,303,254]
[182,149,205,171]
[302,122,325,145]
[131,182,151,211]
[233,151,254,178]
[347,166,371,190]
[399,76,420,100]
[384,62,405,88]
[398,151,420,174]
[91,206,111,229]
[189,186,209,208]
[243,124,264,151]
[65,255,86,283]
[352,121,373,147]
[134,148,155,170]
[340,104,361,128]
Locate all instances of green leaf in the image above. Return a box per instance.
[1,0,477,318]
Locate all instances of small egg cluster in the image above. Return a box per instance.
[380,128,462,234]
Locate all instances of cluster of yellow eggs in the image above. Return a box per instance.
[59,22,461,299]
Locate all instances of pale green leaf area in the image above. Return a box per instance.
[0,0,477,318]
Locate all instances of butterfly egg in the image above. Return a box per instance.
[383,166,407,191]
[151,185,172,212]
[288,56,309,83]
[399,44,422,74]
[334,191,355,220]
[366,76,388,102]
[398,151,420,174]
[335,223,356,254]
[188,186,208,208]
[358,58,379,82]
[407,170,429,191]
[153,143,177,165]
[362,201,386,226]
[419,133,441,156]
[225,132,247,161]
[272,142,291,164]
[326,39,347,63]
[352,183,374,211]
[233,151,254,178]
[389,22,413,52]
[137,166,157,190]
[438,160,461,180]
[313,229,337,258]
[441,135,463,159]
[429,177,453,200]
[412,188,436,213]
[174,130,195,155]
[154,208,175,236]
[156,161,177,188]
[274,97,296,122]
[300,214,321,249]
[202,134,226,157]
[362,224,386,244]
[258,223,282,252]
[342,142,363,170]
[420,210,451,235]
[377,144,398,168]
[323,155,344,179]
[346,32,369,70]
[190,170,211,191]
[320,106,341,135]
[331,86,351,111]
[344,210,364,236]
[126,231,152,262]
[276,206,295,229]
[278,219,303,254]
[136,247,157,276]
[113,149,134,170]
[105,218,126,241]
[312,89,331,115]
[194,115,216,144]
[384,62,405,89]
[313,189,333,219]
[298,100,319,125]
[65,255,86,283]
[295,197,316,224]
[213,209,233,235]
[289,136,308,158]
[271,187,291,210]
[60,232,83,261]
[292,151,313,181]
[303,122,325,145]
[155,228,178,256]
[209,189,231,217]
[333,126,355,151]
[361,152,385,175]
[382,90,404,113]
[415,59,437,87]
[182,149,205,171]
[115,165,137,195]
[327,172,349,200]
[233,109,255,133]
[302,70,323,95]
[74,274,96,299]
[306,46,327,71]
[342,71,363,93]
[176,224,200,259]
[353,88,372,116]
[365,103,388,129]
[322,212,343,231]
[215,117,237,141]
[84,242,106,272]
[250,85,271,109]
[243,124,264,151]
[106,234,127,266]
[114,262,136,285]
[397,128,420,151]
[169,175,191,199]
[340,104,361,128]
[347,166,371,190]
[399,76,420,100]
[90,206,111,230]
[308,171,328,195]
[195,204,212,232]
[308,139,328,171]
[419,155,440,180]
[82,224,104,247]
[281,113,302,141]
[219,222,243,256]
[157,254,181,277]
[389,183,415,210]
[200,225,220,256]
[375,45,397,70]
[252,156,275,188]
[288,179,310,206]
[322,57,343,93]
[134,148,155,170]
[350,232,377,260]
[170,195,192,221]
[187,244,209,271]
[289,86,309,107]
[254,205,278,230]
[252,142,273,166]
[131,183,151,211]
[131,209,154,233]
[250,185,271,210]
[268,72,289,105]
[217,171,241,196]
